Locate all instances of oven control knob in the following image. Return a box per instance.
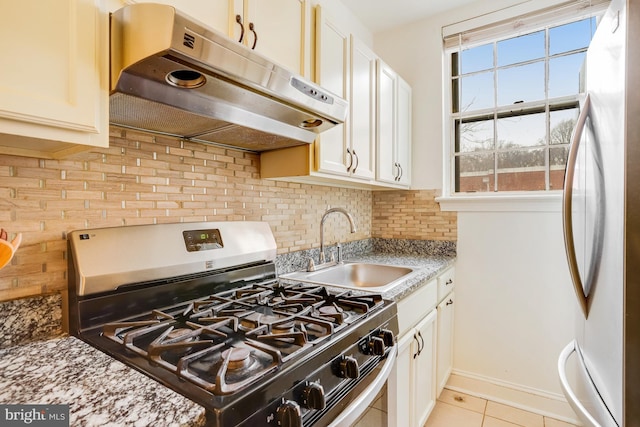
[379,329,395,346]
[276,399,302,427]
[302,381,326,410]
[368,336,386,356]
[337,355,360,379]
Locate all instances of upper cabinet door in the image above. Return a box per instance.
[315,6,350,176]
[129,0,307,75]
[376,60,398,183]
[137,0,232,35]
[243,0,307,75]
[0,0,108,157]
[376,59,412,187]
[396,76,412,186]
[350,36,376,180]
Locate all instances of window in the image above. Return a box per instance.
[445,3,606,195]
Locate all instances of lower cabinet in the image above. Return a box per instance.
[389,266,455,427]
[413,309,438,427]
[388,280,438,427]
[436,291,455,396]
[390,309,437,427]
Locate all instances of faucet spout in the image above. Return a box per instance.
[319,207,357,264]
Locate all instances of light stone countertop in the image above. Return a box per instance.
[0,336,207,427]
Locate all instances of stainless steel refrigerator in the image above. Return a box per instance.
[558,0,640,426]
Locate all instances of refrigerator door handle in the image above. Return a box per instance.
[558,339,620,427]
[558,340,600,427]
[562,93,591,318]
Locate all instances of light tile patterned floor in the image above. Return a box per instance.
[424,390,578,427]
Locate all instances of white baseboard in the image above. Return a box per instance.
[446,370,582,425]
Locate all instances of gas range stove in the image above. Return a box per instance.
[67,222,397,427]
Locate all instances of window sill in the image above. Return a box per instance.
[435,192,562,212]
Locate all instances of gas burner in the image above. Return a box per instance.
[319,305,343,315]
[221,347,252,370]
[166,328,196,341]
[271,320,296,334]
[316,304,347,324]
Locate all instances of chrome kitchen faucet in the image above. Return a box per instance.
[308,207,357,272]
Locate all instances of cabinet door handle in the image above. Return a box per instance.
[398,163,403,181]
[412,333,420,359]
[446,299,454,306]
[446,279,453,285]
[393,162,399,180]
[346,148,353,172]
[352,149,359,173]
[235,15,245,43]
[249,22,258,49]
[417,331,425,356]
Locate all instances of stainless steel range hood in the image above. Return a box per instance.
[109,3,348,152]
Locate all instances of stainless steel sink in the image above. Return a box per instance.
[282,262,416,292]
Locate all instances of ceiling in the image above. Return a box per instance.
[341,0,480,33]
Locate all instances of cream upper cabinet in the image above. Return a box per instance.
[314,8,375,181]
[349,36,376,180]
[376,59,412,187]
[260,6,411,190]
[241,0,307,75]
[133,0,231,34]
[396,76,412,186]
[315,5,350,177]
[129,0,307,75]
[0,0,108,158]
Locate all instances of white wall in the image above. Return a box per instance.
[455,211,575,394]
[372,0,580,419]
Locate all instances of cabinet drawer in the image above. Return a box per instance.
[437,267,455,303]
[397,279,436,336]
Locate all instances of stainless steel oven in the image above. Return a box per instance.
[67,221,397,426]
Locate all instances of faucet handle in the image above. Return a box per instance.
[336,243,343,263]
[307,257,316,272]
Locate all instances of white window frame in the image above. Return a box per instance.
[437,0,609,212]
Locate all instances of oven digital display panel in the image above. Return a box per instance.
[182,229,224,252]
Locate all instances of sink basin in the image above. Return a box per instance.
[282,262,416,291]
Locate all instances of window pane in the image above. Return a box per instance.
[456,153,495,192]
[550,108,578,145]
[457,118,494,152]
[497,148,546,191]
[550,18,593,55]
[451,52,459,77]
[497,62,544,106]
[461,43,494,74]
[550,146,568,190]
[460,71,494,111]
[549,52,585,98]
[497,112,545,149]
[497,31,544,66]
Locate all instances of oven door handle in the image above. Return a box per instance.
[327,345,398,427]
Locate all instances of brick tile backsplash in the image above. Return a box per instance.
[0,128,455,301]
[372,190,457,240]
